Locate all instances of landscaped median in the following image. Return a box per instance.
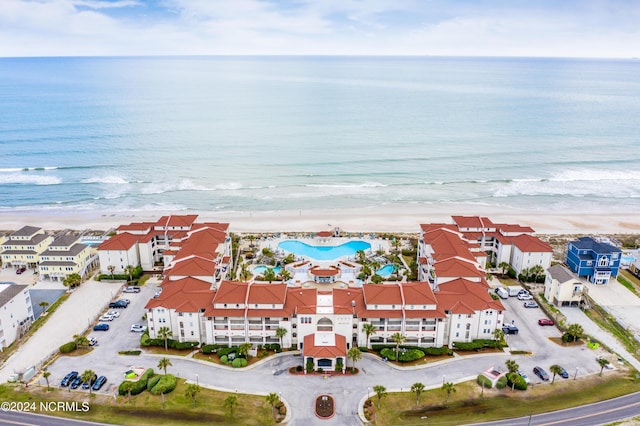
[363,370,640,425]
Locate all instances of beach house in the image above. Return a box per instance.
[566,237,621,285]
[38,234,96,281]
[0,283,34,349]
[0,226,53,271]
[544,264,585,307]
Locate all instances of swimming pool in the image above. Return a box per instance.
[253,265,282,275]
[376,264,397,277]
[278,240,371,261]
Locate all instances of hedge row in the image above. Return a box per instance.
[380,347,425,362]
[118,368,154,396]
[149,374,177,395]
[477,374,493,388]
[371,344,451,356]
[217,346,239,357]
[139,333,198,350]
[98,266,143,281]
[202,344,225,354]
[496,375,508,389]
[263,343,281,352]
[453,339,500,351]
[59,341,77,353]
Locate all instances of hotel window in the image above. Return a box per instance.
[455,332,459,338]
[598,257,609,267]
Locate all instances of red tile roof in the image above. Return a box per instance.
[309,267,340,277]
[401,282,438,306]
[332,288,365,315]
[213,281,248,305]
[145,277,214,312]
[511,234,552,253]
[303,333,347,358]
[284,288,317,315]
[98,232,138,251]
[451,216,495,229]
[433,257,483,278]
[247,283,288,305]
[156,215,199,228]
[166,256,216,278]
[436,278,504,313]
[363,284,403,306]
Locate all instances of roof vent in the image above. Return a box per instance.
[351,300,356,307]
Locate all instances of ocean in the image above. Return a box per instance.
[1,56,639,218]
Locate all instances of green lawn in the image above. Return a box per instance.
[0,380,275,425]
[371,372,640,425]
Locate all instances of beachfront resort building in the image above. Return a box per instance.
[544,264,585,307]
[566,237,622,285]
[417,216,552,284]
[0,283,34,349]
[38,234,96,281]
[97,215,232,277]
[140,215,505,370]
[0,226,53,270]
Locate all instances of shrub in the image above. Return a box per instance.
[140,333,150,346]
[379,347,425,362]
[317,368,324,373]
[146,375,161,391]
[118,350,141,356]
[217,346,239,357]
[59,341,77,353]
[264,343,281,351]
[380,348,397,360]
[358,347,369,352]
[118,368,154,396]
[507,267,517,279]
[335,360,344,372]
[562,333,574,343]
[423,346,452,356]
[296,365,303,372]
[306,359,314,373]
[496,375,508,389]
[220,355,229,364]
[232,357,248,368]
[513,376,528,391]
[477,374,493,388]
[173,341,198,350]
[371,344,395,352]
[202,344,221,354]
[148,374,177,395]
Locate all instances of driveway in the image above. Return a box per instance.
[583,278,640,337]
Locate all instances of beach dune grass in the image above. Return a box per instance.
[372,372,639,426]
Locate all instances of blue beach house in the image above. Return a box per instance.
[566,237,621,285]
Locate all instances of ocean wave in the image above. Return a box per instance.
[306,181,387,189]
[139,179,243,195]
[0,166,59,172]
[0,174,61,185]
[82,175,132,185]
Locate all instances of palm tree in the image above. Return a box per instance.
[360,265,372,282]
[498,262,511,276]
[373,385,387,409]
[239,263,251,281]
[73,334,89,348]
[505,359,519,374]
[224,394,238,417]
[247,235,256,248]
[42,371,51,390]
[362,323,376,349]
[493,328,505,346]
[391,332,406,361]
[124,264,135,281]
[263,268,276,283]
[392,238,402,254]
[280,269,292,283]
[275,327,288,349]
[356,250,366,263]
[81,370,95,395]
[530,264,545,281]
[347,347,362,371]
[157,357,172,375]
[549,364,563,384]
[266,392,280,408]
[442,381,456,404]
[411,382,425,406]
[107,265,115,279]
[39,301,50,314]
[157,326,173,351]
[597,357,610,376]
[238,342,252,359]
[63,273,81,288]
[566,323,584,343]
[184,383,201,408]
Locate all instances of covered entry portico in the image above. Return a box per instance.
[302,332,347,373]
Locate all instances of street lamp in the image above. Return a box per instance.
[442,375,446,385]
[574,367,579,380]
[367,387,370,399]
[196,374,199,386]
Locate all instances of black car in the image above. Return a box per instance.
[533,366,549,381]
[82,374,98,390]
[60,371,78,387]
[108,301,127,309]
[502,325,519,335]
[92,375,107,391]
[93,323,109,331]
[70,376,83,389]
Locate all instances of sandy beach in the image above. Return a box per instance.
[0,204,638,235]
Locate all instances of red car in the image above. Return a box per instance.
[16,267,26,274]
[538,318,555,326]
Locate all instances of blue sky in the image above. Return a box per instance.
[1,0,639,57]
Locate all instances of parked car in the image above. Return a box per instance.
[130,324,147,333]
[517,370,530,384]
[93,323,109,331]
[558,366,569,379]
[502,324,519,335]
[108,301,127,309]
[524,301,539,308]
[494,287,508,299]
[533,366,549,381]
[82,374,97,390]
[92,375,107,391]
[123,286,140,293]
[538,318,555,326]
[60,371,78,387]
[120,299,131,306]
[596,356,614,370]
[98,314,114,322]
[517,293,533,300]
[518,289,530,296]
[70,376,83,389]
[107,310,120,318]
[16,267,26,274]
[88,337,98,346]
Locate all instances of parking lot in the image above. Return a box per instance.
[45,280,161,395]
[498,287,615,384]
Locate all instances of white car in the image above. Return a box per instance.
[98,314,114,322]
[517,293,533,300]
[131,324,147,333]
[517,370,531,384]
[107,310,120,318]
[89,337,98,346]
[596,356,614,370]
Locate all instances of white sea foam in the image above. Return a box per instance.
[0,174,61,185]
[82,175,130,185]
